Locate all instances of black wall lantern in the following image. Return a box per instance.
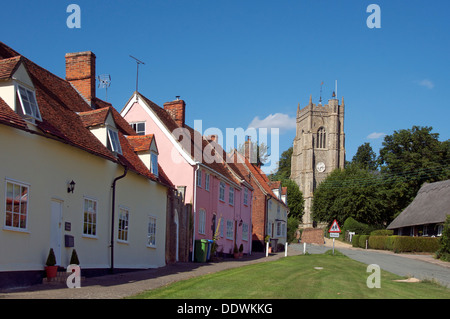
[67,180,76,193]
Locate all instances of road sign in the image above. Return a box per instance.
[329,219,341,233]
[329,232,339,238]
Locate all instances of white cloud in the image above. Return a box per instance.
[367,132,386,139]
[418,79,434,89]
[247,113,296,134]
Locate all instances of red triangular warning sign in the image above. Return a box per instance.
[329,219,341,233]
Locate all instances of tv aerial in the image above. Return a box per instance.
[130,55,145,93]
[97,74,111,101]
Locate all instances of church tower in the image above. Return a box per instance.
[290,93,345,228]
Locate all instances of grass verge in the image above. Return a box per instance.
[130,250,450,299]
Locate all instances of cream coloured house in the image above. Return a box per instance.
[0,43,173,288]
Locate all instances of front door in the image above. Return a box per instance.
[50,200,63,266]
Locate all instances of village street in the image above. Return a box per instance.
[1,240,449,299]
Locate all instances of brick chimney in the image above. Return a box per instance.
[163,97,186,127]
[244,137,255,163]
[65,51,96,105]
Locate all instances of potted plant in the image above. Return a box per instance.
[239,243,244,258]
[69,249,80,265]
[233,244,239,259]
[45,248,58,278]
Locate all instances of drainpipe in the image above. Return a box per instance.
[191,164,199,262]
[110,166,128,273]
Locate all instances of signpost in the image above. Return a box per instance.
[328,219,341,255]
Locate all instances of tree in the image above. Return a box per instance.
[270,147,293,181]
[352,142,377,170]
[378,126,450,217]
[436,215,450,262]
[281,179,304,221]
[237,140,269,167]
[311,165,389,226]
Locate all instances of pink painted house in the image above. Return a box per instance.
[121,92,253,259]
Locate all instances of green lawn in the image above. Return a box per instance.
[130,250,450,299]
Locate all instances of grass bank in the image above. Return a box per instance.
[130,250,450,299]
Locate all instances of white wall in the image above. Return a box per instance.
[0,125,167,272]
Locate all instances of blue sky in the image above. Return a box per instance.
[2,0,449,173]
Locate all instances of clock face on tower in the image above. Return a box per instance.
[316,162,326,173]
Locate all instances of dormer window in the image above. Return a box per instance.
[107,127,122,154]
[151,152,158,176]
[17,85,41,122]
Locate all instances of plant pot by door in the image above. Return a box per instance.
[45,266,58,278]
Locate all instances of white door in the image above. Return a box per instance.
[50,200,63,266]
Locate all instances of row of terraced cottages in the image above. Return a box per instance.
[0,42,288,289]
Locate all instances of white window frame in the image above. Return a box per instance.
[197,170,202,188]
[4,179,30,231]
[276,221,282,237]
[147,215,157,247]
[130,122,146,135]
[229,187,234,206]
[437,224,443,237]
[205,173,210,191]
[242,223,249,241]
[118,206,129,242]
[107,127,122,154]
[219,217,224,238]
[16,85,42,122]
[219,182,226,202]
[243,187,248,206]
[83,197,98,238]
[198,209,206,235]
[226,220,234,240]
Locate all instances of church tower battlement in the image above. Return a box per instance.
[291,94,346,228]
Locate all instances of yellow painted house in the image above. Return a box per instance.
[0,43,174,288]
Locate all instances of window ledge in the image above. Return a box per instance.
[2,226,30,234]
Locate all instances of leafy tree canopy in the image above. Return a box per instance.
[311,165,389,226]
[352,142,377,170]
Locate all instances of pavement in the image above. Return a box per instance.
[0,251,299,299]
[1,239,449,299]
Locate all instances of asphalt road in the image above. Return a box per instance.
[292,243,450,288]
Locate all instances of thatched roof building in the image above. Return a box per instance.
[387,179,450,236]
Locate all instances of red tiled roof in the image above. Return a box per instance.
[137,92,242,187]
[93,98,136,135]
[232,150,288,208]
[78,107,110,127]
[268,180,281,189]
[126,134,155,152]
[0,56,22,80]
[0,97,28,130]
[0,42,171,188]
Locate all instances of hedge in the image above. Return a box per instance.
[391,236,440,253]
[370,229,393,236]
[358,235,370,249]
[368,236,440,253]
[352,235,360,248]
[353,235,440,253]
